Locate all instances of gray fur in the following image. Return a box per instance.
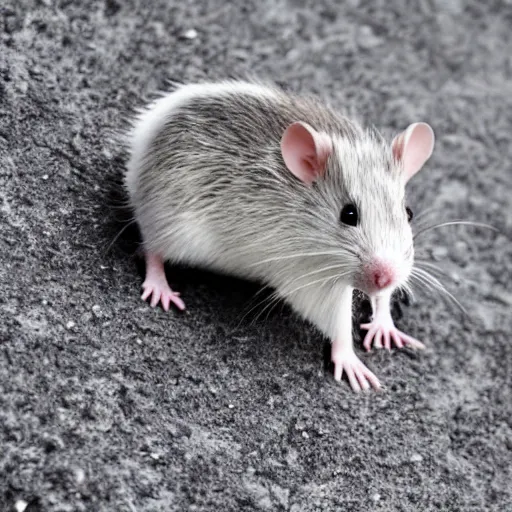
[125,81,414,341]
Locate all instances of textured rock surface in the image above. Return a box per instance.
[1,1,511,511]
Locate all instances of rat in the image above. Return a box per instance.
[124,80,435,392]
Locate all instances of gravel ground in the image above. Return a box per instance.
[1,1,511,511]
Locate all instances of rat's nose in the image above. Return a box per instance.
[367,260,395,290]
[373,268,393,289]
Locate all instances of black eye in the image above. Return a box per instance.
[340,204,358,226]
[406,206,413,222]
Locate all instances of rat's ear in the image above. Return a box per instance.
[281,122,333,186]
[392,122,435,182]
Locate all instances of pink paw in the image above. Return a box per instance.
[332,349,381,392]
[360,321,424,352]
[141,278,185,311]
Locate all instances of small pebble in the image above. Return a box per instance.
[16,81,28,94]
[15,501,28,512]
[432,246,448,260]
[450,271,461,284]
[228,403,234,409]
[75,468,85,484]
[301,431,309,439]
[372,493,381,502]
[66,321,76,330]
[410,453,423,463]
[182,29,198,39]
[356,25,382,49]
[150,452,161,460]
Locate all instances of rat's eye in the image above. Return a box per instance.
[406,206,413,222]
[340,204,358,226]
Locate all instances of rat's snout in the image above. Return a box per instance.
[372,267,394,289]
[364,259,396,291]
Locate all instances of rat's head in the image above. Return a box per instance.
[280,121,435,298]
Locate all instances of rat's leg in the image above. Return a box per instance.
[360,290,423,351]
[141,252,185,311]
[332,286,381,392]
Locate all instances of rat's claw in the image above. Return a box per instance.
[360,322,424,351]
[390,329,402,349]
[160,293,171,312]
[141,287,153,302]
[170,293,186,311]
[383,330,391,351]
[374,329,383,349]
[141,279,186,311]
[149,289,161,308]
[344,365,360,392]
[334,360,343,381]
[398,331,424,350]
[363,328,377,351]
[332,349,381,392]
[354,367,371,391]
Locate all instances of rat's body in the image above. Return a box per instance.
[125,81,435,391]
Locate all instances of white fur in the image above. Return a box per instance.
[125,81,279,196]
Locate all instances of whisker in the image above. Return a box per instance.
[414,260,452,279]
[241,237,360,258]
[413,220,498,240]
[278,272,351,299]
[250,290,286,327]
[410,271,440,294]
[103,219,138,254]
[411,268,467,315]
[409,272,447,303]
[273,262,353,287]
[107,201,134,210]
[295,263,351,279]
[240,271,350,328]
[236,284,276,328]
[251,273,344,327]
[399,281,415,301]
[411,207,438,223]
[248,250,348,267]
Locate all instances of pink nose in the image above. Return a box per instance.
[369,262,395,290]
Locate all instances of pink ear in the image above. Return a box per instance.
[392,122,435,182]
[281,122,333,185]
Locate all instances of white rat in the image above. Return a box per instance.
[124,80,435,392]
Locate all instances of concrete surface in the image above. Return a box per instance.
[1,1,511,511]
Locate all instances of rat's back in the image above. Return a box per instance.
[126,81,284,198]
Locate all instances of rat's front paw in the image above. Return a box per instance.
[141,278,185,311]
[331,349,381,392]
[360,320,424,352]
